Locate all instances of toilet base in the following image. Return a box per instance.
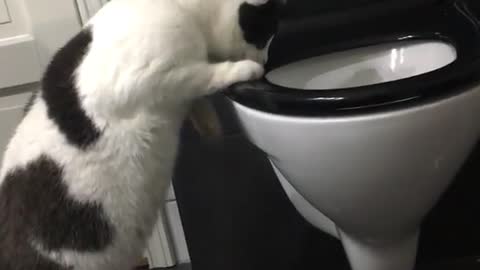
[340,230,419,270]
[272,161,420,270]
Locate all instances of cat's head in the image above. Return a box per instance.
[209,0,286,64]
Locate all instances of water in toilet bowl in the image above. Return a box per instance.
[266,40,457,90]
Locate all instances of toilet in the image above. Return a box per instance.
[226,1,480,270]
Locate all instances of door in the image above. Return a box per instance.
[0,0,42,89]
[0,0,81,160]
[0,0,81,88]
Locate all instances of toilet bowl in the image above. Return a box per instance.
[226,1,480,270]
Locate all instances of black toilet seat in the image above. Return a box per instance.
[226,0,480,116]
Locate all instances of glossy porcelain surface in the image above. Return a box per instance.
[266,41,456,90]
[233,85,480,270]
[227,1,480,270]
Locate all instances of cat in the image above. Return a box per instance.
[0,0,284,269]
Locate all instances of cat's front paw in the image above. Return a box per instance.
[228,60,265,85]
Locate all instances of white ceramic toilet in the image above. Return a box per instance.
[226,1,480,270]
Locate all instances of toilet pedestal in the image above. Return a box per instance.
[340,230,419,270]
[232,81,480,270]
[274,162,421,270]
[227,3,480,269]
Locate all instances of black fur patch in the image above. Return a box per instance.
[238,1,282,49]
[0,156,114,269]
[42,28,101,149]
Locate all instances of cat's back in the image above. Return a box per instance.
[0,79,168,270]
[90,0,194,32]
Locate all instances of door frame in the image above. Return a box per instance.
[75,0,108,24]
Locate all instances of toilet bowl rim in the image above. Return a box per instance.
[225,0,480,117]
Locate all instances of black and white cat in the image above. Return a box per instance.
[0,0,283,269]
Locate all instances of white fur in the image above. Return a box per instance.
[0,0,273,269]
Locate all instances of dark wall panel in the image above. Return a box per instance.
[282,0,438,20]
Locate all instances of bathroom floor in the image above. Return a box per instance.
[419,257,480,269]
[135,263,191,270]
[136,259,480,270]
